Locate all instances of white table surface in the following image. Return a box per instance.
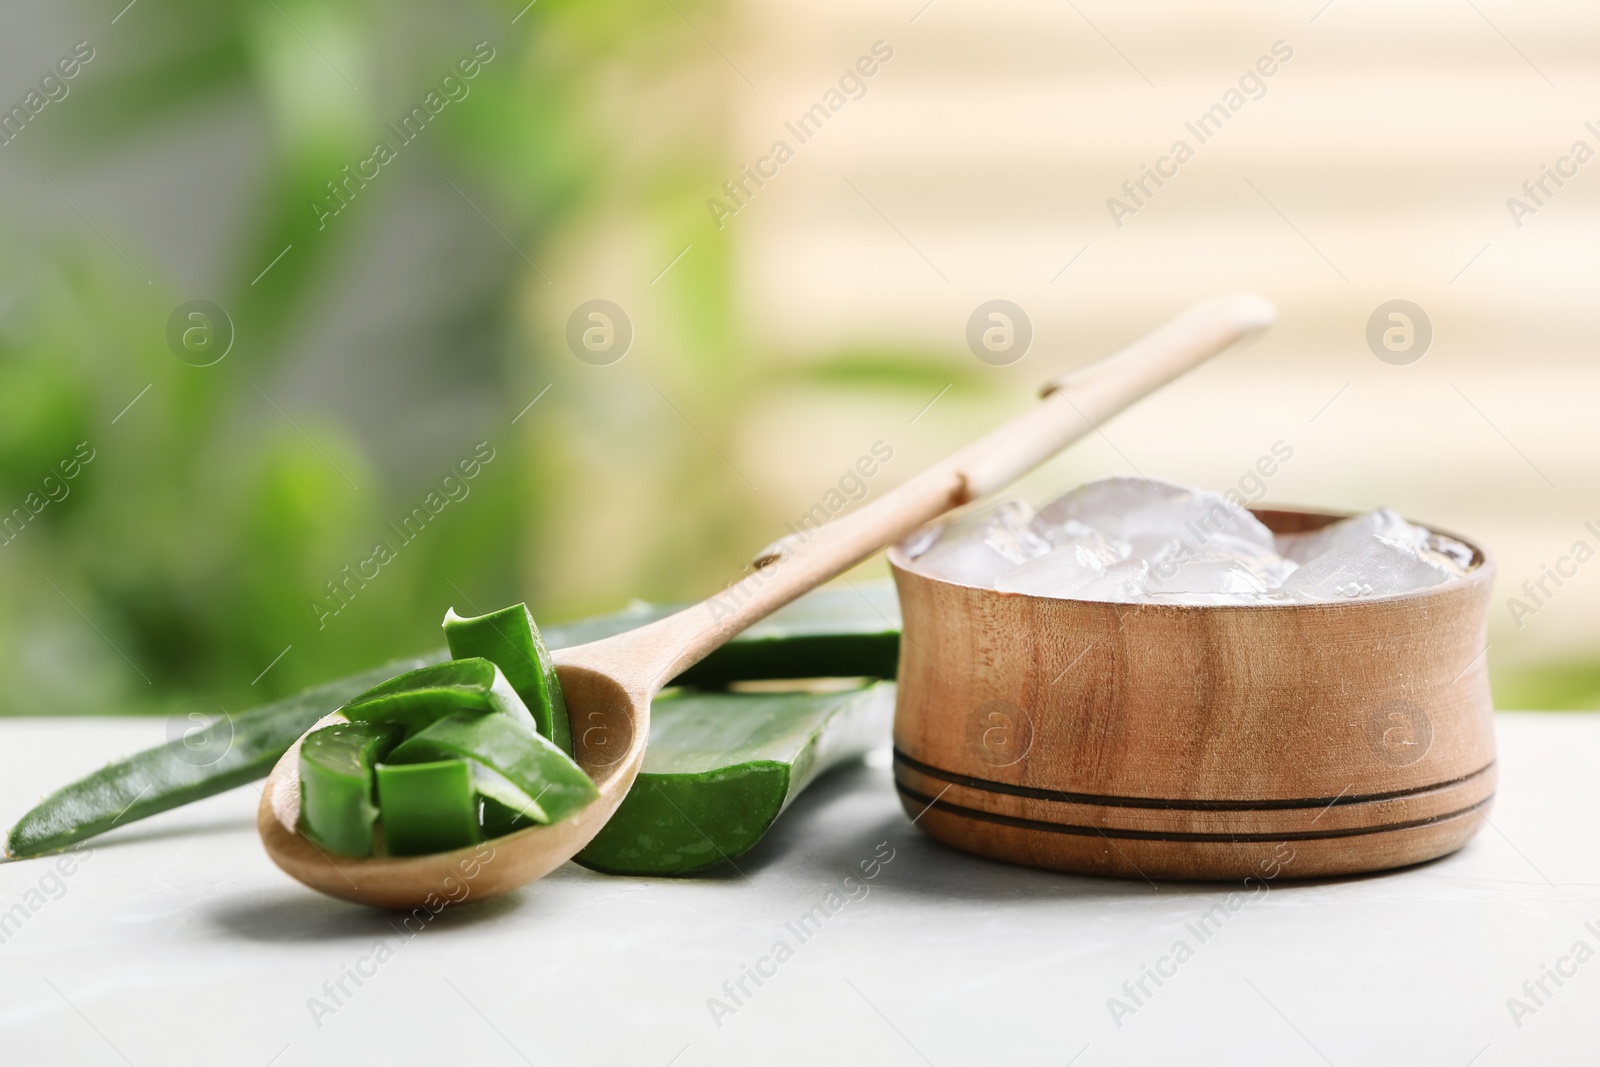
[0,712,1595,1066]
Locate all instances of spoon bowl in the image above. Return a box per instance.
[259,293,1279,907]
[259,659,646,908]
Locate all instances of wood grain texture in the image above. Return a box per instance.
[889,509,1497,881]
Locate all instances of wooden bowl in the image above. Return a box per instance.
[888,507,1496,882]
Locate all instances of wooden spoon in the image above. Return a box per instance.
[259,293,1277,908]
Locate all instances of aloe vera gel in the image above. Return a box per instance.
[297,606,596,857]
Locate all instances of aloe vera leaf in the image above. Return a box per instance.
[387,711,597,825]
[556,585,902,688]
[443,604,571,754]
[374,759,481,856]
[341,658,528,737]
[298,721,404,857]
[5,585,900,858]
[576,682,894,876]
[676,584,900,687]
[5,653,441,857]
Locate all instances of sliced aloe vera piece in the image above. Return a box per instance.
[472,763,549,831]
[375,759,480,856]
[298,721,404,857]
[444,604,571,753]
[342,658,528,737]
[387,711,597,826]
[577,682,894,876]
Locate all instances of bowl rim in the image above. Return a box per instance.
[886,503,1495,613]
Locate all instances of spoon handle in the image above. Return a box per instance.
[577,293,1277,691]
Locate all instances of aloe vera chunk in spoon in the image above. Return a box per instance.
[386,711,597,825]
[444,604,572,754]
[472,763,550,834]
[338,659,595,852]
[577,682,893,875]
[374,759,481,856]
[341,658,528,737]
[298,721,405,857]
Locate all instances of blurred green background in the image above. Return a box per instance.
[1,0,1595,717]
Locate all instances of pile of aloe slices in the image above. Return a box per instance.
[297,606,598,857]
[6,586,900,876]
